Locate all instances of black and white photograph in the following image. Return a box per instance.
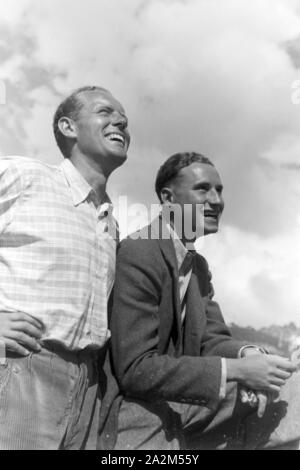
[0,0,300,453]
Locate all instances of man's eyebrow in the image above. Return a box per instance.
[192,182,223,190]
[192,181,210,188]
[92,103,127,117]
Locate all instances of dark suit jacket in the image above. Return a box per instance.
[98,220,246,449]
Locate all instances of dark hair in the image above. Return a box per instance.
[53,85,109,158]
[155,152,214,202]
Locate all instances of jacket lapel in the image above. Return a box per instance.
[150,217,182,351]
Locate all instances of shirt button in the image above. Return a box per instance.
[13,366,20,374]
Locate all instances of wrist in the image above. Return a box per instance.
[226,358,245,382]
[239,345,268,358]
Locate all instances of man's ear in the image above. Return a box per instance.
[57,117,77,139]
[160,187,174,205]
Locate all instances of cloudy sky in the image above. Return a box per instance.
[1,0,300,328]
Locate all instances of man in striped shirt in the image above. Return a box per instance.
[0,85,130,449]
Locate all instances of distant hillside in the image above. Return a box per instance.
[229,322,300,355]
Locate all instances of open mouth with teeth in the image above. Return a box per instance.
[105,133,126,147]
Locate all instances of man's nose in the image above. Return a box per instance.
[207,189,223,206]
[111,111,128,130]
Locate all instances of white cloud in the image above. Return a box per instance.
[263,133,300,167]
[198,220,300,328]
[0,0,30,23]
[1,0,300,326]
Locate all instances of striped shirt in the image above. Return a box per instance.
[0,156,117,351]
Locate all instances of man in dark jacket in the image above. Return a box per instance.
[99,152,299,450]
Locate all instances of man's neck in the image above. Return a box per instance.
[169,219,196,249]
[69,153,109,202]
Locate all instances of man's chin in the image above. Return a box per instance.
[204,226,219,235]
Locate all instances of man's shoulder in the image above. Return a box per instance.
[0,156,60,179]
[0,157,64,195]
[120,230,160,251]
[118,226,163,261]
[194,252,209,268]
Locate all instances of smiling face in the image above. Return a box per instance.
[166,162,224,239]
[72,89,130,171]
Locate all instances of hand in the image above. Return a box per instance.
[256,391,268,418]
[291,347,300,370]
[240,388,258,406]
[240,347,269,417]
[227,354,297,393]
[240,388,268,418]
[0,312,44,356]
[240,347,268,417]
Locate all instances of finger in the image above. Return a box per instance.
[240,389,249,403]
[11,313,44,330]
[272,369,292,380]
[271,355,290,361]
[11,321,43,339]
[270,377,287,387]
[271,357,297,372]
[291,349,300,364]
[257,393,268,418]
[4,339,30,356]
[269,384,281,393]
[7,332,41,352]
[290,361,300,371]
[278,362,297,373]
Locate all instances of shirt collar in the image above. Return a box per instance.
[59,158,112,208]
[165,222,188,271]
[163,219,196,273]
